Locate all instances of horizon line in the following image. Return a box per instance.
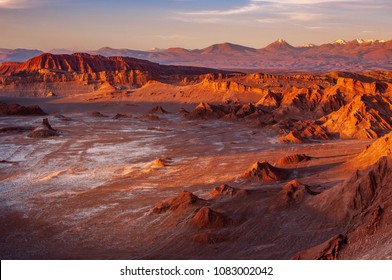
[1,38,390,53]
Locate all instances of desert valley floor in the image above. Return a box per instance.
[1,52,392,259]
[1,97,391,259]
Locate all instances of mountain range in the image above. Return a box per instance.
[1,39,391,72]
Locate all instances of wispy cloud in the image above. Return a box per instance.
[305,26,325,30]
[169,16,225,24]
[179,2,264,16]
[283,12,323,21]
[256,18,280,23]
[171,0,387,27]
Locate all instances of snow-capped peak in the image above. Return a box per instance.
[333,39,347,45]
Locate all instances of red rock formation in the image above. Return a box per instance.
[278,120,331,143]
[235,103,256,118]
[366,206,383,235]
[291,234,347,260]
[276,154,311,165]
[113,113,131,119]
[290,155,392,259]
[179,108,189,114]
[241,161,290,183]
[153,191,204,213]
[3,53,226,85]
[321,94,392,139]
[90,112,107,118]
[280,86,322,113]
[349,131,392,169]
[0,102,47,116]
[278,131,305,144]
[210,184,246,197]
[334,77,379,95]
[310,156,392,221]
[0,62,21,76]
[28,118,59,138]
[96,81,117,93]
[278,180,319,205]
[199,79,264,95]
[185,102,226,120]
[150,159,169,168]
[15,53,156,74]
[149,105,169,114]
[255,90,280,109]
[191,207,229,229]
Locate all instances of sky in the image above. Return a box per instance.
[0,0,391,51]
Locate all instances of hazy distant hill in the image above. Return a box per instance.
[1,39,391,72]
[0,48,43,63]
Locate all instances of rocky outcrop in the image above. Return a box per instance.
[149,105,169,114]
[14,53,156,74]
[321,94,392,139]
[179,108,189,114]
[280,86,322,113]
[292,234,347,260]
[349,131,392,169]
[191,207,229,229]
[0,102,46,116]
[255,90,280,109]
[1,53,226,92]
[289,154,392,259]
[310,156,392,221]
[185,102,226,120]
[199,79,264,95]
[278,120,331,143]
[278,180,319,205]
[334,77,379,95]
[184,102,271,121]
[278,131,304,143]
[210,184,247,198]
[90,112,107,117]
[27,118,59,138]
[153,191,205,214]
[241,161,290,183]
[113,113,131,119]
[276,154,311,165]
[0,62,21,76]
[149,158,170,168]
[96,81,117,93]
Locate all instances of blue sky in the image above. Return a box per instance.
[0,0,391,51]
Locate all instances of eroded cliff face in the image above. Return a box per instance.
[0,62,21,76]
[0,53,225,96]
